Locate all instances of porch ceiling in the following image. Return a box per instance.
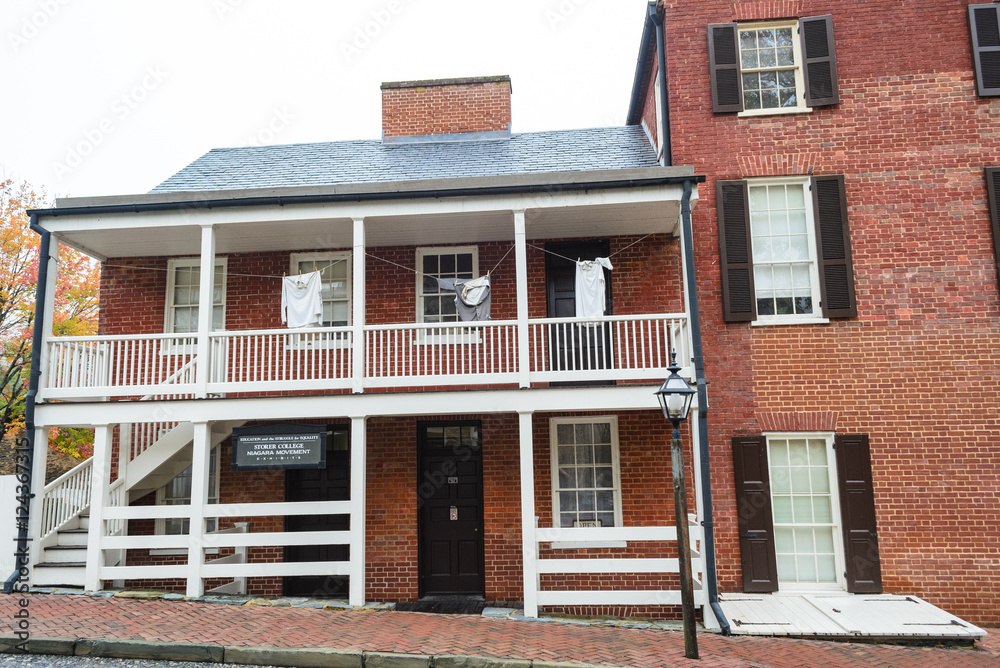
[54,198,685,259]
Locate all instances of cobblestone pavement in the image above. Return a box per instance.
[1,593,997,667]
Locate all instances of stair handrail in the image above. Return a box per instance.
[40,456,94,541]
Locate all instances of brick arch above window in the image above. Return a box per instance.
[757,411,838,433]
[731,1,804,22]
[736,154,822,178]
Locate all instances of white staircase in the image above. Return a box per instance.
[31,420,244,588]
[33,513,90,588]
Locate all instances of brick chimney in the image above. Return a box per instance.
[380,75,512,143]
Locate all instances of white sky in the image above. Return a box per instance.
[1,0,653,198]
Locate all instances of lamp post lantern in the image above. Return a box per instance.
[654,351,699,660]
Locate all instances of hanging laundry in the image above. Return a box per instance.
[575,257,613,318]
[281,271,323,328]
[436,275,492,322]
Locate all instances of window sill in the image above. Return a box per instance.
[738,105,813,118]
[752,316,830,327]
[149,548,220,557]
[551,541,627,550]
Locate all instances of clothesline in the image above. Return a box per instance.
[100,231,650,282]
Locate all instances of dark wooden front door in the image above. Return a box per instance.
[283,426,350,597]
[545,241,613,380]
[417,422,485,597]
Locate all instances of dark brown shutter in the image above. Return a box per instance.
[799,15,840,107]
[708,23,744,113]
[834,434,882,594]
[969,4,1000,97]
[811,175,857,318]
[717,180,756,322]
[986,168,1000,291]
[732,436,778,593]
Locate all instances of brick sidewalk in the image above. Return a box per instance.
[2,594,997,667]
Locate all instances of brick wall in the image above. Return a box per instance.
[381,76,512,139]
[653,0,1000,624]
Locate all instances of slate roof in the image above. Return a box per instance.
[150,126,658,193]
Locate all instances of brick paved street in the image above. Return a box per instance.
[1,594,997,667]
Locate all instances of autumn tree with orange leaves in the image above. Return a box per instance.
[0,178,100,457]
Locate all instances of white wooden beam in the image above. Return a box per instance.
[349,416,367,606]
[26,427,49,572]
[36,241,60,398]
[352,218,365,395]
[194,226,215,399]
[513,211,530,388]
[36,385,663,428]
[84,424,112,592]
[518,411,538,618]
[185,421,212,597]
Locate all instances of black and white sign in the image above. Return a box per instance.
[231,423,327,471]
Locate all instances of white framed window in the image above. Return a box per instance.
[749,178,827,325]
[289,252,352,327]
[765,433,845,590]
[164,258,227,334]
[152,446,220,553]
[415,246,478,324]
[737,21,810,116]
[550,416,623,549]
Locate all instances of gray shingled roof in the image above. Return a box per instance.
[151,126,658,193]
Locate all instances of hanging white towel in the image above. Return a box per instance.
[575,257,613,318]
[281,272,323,328]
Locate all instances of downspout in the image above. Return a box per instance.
[3,214,50,593]
[680,180,731,635]
[651,3,672,167]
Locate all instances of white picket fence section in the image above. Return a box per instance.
[365,320,519,386]
[526,519,703,615]
[40,314,691,399]
[40,458,93,540]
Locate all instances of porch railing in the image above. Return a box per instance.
[40,314,690,400]
[40,457,94,541]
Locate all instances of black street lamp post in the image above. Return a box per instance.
[655,351,699,660]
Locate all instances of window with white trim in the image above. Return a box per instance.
[290,252,351,326]
[765,434,844,588]
[155,446,220,536]
[550,417,622,529]
[738,22,807,113]
[165,258,227,333]
[749,178,822,322]
[416,246,477,324]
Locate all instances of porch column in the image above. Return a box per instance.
[518,410,538,617]
[186,420,212,597]
[513,211,530,388]
[25,427,49,572]
[348,415,367,606]
[84,423,112,592]
[195,225,216,399]
[352,218,366,394]
[36,240,60,396]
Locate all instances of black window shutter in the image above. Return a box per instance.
[732,436,779,593]
[799,15,840,107]
[717,180,756,322]
[811,175,857,318]
[969,4,1000,97]
[708,23,744,113]
[834,434,883,594]
[986,168,1000,292]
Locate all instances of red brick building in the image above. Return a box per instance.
[19,0,999,638]
[629,0,1000,628]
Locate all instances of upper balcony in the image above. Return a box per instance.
[35,168,701,404]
